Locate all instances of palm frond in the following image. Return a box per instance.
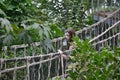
[2,34,14,45]
[0,18,13,33]
[0,8,6,17]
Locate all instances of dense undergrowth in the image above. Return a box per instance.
[64,37,120,80]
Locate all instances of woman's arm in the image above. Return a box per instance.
[58,50,69,60]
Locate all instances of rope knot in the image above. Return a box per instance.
[26,56,31,61]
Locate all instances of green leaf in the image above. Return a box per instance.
[0,18,13,33]
[3,34,14,45]
[0,8,6,16]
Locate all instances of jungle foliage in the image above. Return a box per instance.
[0,0,120,80]
[0,0,95,50]
[66,37,120,80]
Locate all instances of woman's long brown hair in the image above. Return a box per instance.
[65,29,75,50]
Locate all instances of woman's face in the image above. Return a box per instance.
[65,32,71,41]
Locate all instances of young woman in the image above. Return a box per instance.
[57,29,75,77]
[65,29,75,50]
[58,29,75,59]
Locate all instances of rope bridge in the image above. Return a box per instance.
[0,9,120,80]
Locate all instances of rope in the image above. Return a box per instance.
[57,55,60,76]
[93,32,120,46]
[60,52,64,78]
[89,20,120,43]
[13,48,17,80]
[47,53,52,80]
[37,55,42,80]
[0,58,4,76]
[31,45,36,80]
[75,9,120,35]
[0,56,59,74]
[26,57,30,80]
[3,50,73,62]
[1,49,74,73]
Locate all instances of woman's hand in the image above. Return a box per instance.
[58,50,68,60]
[58,50,63,54]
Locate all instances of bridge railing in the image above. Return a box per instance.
[90,20,120,51]
[93,32,120,51]
[0,49,73,80]
[76,8,120,40]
